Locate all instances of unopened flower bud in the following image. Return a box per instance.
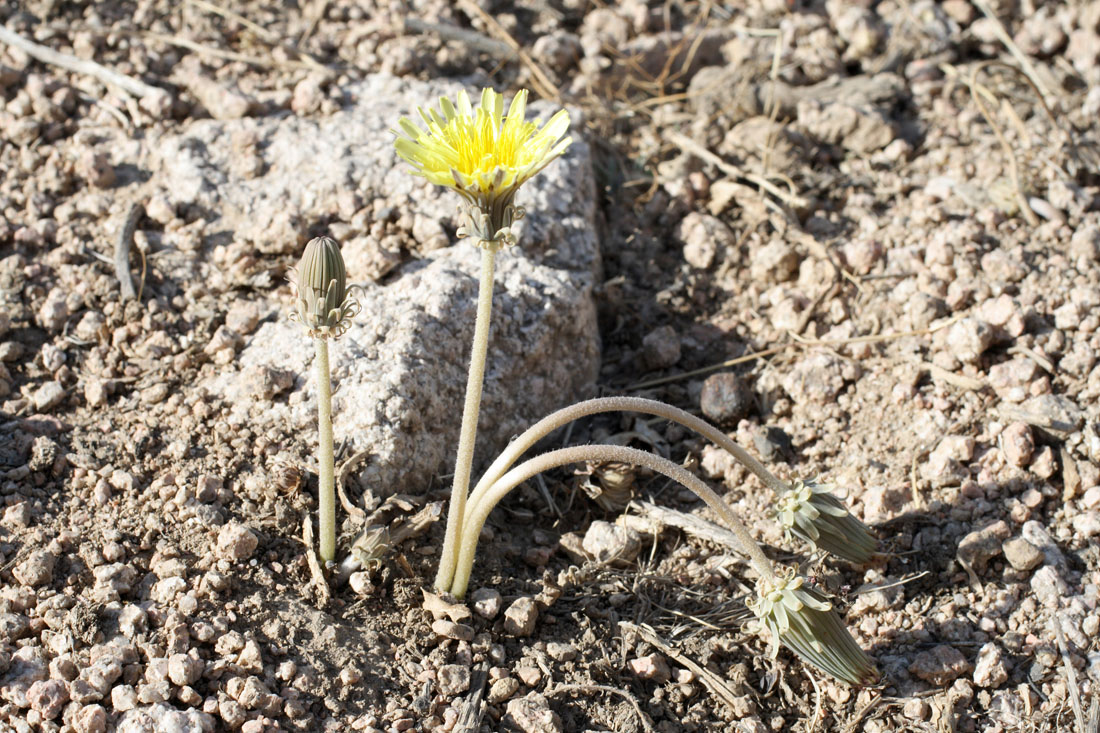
[747,566,878,686]
[291,236,359,339]
[775,479,877,564]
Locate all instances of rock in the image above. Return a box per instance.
[1017,394,1084,437]
[1030,565,1068,609]
[185,74,254,120]
[700,372,753,424]
[908,645,970,686]
[291,76,325,115]
[956,520,1009,573]
[643,325,681,369]
[13,550,56,587]
[488,677,520,704]
[216,523,258,561]
[74,704,108,733]
[1072,511,1100,538]
[945,318,994,364]
[987,358,1041,403]
[431,620,474,642]
[136,76,600,499]
[503,597,539,637]
[531,31,582,74]
[750,239,799,283]
[36,293,68,332]
[436,665,471,696]
[796,98,896,154]
[1000,422,1033,466]
[783,351,859,404]
[470,588,502,620]
[167,654,202,687]
[629,653,671,683]
[973,643,1009,688]
[504,693,562,733]
[515,666,541,687]
[581,520,641,565]
[678,211,735,269]
[32,381,66,412]
[27,678,68,719]
[923,435,975,486]
[545,642,576,662]
[1003,537,1043,571]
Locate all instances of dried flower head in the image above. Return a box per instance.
[577,460,637,512]
[394,87,571,247]
[747,565,878,686]
[290,236,360,339]
[774,479,877,564]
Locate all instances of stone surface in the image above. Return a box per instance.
[216,523,258,561]
[973,643,1008,688]
[183,76,602,495]
[700,372,753,425]
[1002,537,1043,572]
[504,693,562,733]
[581,520,642,565]
[909,645,971,686]
[503,597,539,637]
[956,520,1010,573]
[436,665,471,696]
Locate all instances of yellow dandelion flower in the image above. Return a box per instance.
[394,87,572,248]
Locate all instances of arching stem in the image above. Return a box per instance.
[450,443,775,600]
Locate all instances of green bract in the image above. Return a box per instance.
[748,566,878,686]
[775,479,877,564]
[292,236,359,339]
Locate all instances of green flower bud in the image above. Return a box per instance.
[775,479,877,564]
[747,566,878,686]
[291,236,359,339]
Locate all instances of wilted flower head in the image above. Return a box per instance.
[775,479,877,564]
[747,565,878,686]
[290,236,360,339]
[394,87,571,248]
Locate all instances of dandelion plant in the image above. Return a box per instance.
[290,236,359,563]
[394,87,571,592]
[392,87,878,685]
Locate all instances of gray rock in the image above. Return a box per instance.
[581,520,641,565]
[32,381,66,412]
[783,351,859,404]
[796,98,896,154]
[1030,565,1069,609]
[945,318,994,364]
[908,645,970,686]
[700,372,753,425]
[170,77,601,496]
[643,325,681,369]
[504,693,562,733]
[956,520,1009,573]
[1000,422,1034,466]
[503,597,539,637]
[215,523,258,561]
[470,588,502,620]
[1002,537,1043,572]
[436,664,471,697]
[13,550,56,588]
[973,643,1008,688]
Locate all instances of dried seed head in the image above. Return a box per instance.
[290,236,360,339]
[774,479,877,564]
[350,525,392,568]
[577,460,637,512]
[747,565,879,686]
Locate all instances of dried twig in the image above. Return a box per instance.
[1054,615,1087,733]
[546,684,656,733]
[0,25,170,105]
[970,0,1055,105]
[186,0,325,68]
[621,621,748,715]
[456,0,560,102]
[336,448,371,521]
[301,512,331,607]
[114,203,143,302]
[142,31,317,70]
[630,500,751,562]
[452,663,489,733]
[403,17,512,57]
[668,130,808,210]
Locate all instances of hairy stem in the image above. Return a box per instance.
[436,243,499,593]
[465,396,790,523]
[315,338,336,563]
[451,443,776,599]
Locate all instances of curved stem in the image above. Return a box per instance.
[450,443,775,599]
[466,396,790,525]
[315,338,336,563]
[435,243,499,593]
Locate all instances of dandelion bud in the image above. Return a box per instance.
[775,479,877,564]
[747,566,878,686]
[291,236,360,339]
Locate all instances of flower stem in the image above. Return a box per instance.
[450,443,776,599]
[435,243,499,593]
[315,337,336,564]
[464,396,790,527]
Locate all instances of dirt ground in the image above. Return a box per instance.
[2,1,1100,731]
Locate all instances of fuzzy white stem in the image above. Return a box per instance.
[465,396,790,524]
[435,244,499,593]
[315,338,336,563]
[450,444,776,599]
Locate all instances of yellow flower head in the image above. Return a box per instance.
[394,87,571,247]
